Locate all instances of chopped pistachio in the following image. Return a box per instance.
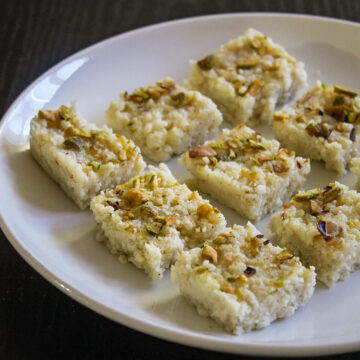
[347,112,360,124]
[228,148,236,160]
[193,265,208,274]
[317,220,342,242]
[305,122,330,139]
[88,160,101,172]
[309,200,322,215]
[321,82,327,89]
[247,79,262,96]
[333,85,358,97]
[272,164,289,174]
[293,189,321,201]
[209,157,217,166]
[321,184,341,203]
[38,109,61,122]
[249,36,262,49]
[58,105,71,120]
[197,54,214,70]
[149,174,156,183]
[146,222,163,236]
[244,139,267,151]
[296,115,305,123]
[324,104,348,122]
[171,92,192,107]
[213,233,230,244]
[63,137,84,151]
[189,146,217,158]
[237,57,259,69]
[202,244,218,264]
[275,249,294,262]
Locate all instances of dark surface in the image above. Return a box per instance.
[1,1,360,359]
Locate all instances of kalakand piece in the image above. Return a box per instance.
[90,164,227,280]
[187,28,307,126]
[106,78,223,162]
[30,105,145,209]
[269,182,360,287]
[171,223,315,334]
[180,124,310,221]
[273,81,360,174]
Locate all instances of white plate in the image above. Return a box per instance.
[1,13,360,357]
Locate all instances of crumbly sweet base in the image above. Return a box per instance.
[171,223,315,334]
[273,81,360,174]
[30,105,145,209]
[90,164,226,280]
[269,182,360,287]
[187,28,306,126]
[106,78,223,162]
[180,124,310,221]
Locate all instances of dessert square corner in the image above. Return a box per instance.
[268,182,360,287]
[171,223,316,334]
[30,105,146,209]
[273,81,360,175]
[90,164,227,281]
[105,77,223,162]
[187,28,307,126]
[179,124,310,222]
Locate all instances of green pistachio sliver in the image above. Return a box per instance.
[63,137,84,151]
[171,92,192,107]
[88,161,101,172]
[293,189,321,202]
[322,186,341,204]
[128,122,134,126]
[149,174,156,183]
[228,148,236,160]
[309,200,322,215]
[348,112,360,124]
[237,57,259,69]
[59,105,71,120]
[146,222,163,236]
[193,265,208,274]
[321,82,327,89]
[274,278,284,288]
[197,54,214,70]
[247,139,267,151]
[250,36,262,49]
[296,115,305,124]
[333,85,358,98]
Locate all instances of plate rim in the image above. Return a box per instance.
[1,12,360,357]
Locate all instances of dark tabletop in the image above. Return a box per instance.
[1,1,360,359]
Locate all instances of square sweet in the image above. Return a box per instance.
[90,164,227,280]
[30,105,146,209]
[269,182,360,287]
[179,124,310,221]
[187,28,307,126]
[351,157,360,190]
[171,223,315,334]
[106,78,223,162]
[273,81,360,174]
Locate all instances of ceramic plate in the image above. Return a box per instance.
[1,13,360,357]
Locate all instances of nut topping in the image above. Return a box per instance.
[189,146,217,158]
